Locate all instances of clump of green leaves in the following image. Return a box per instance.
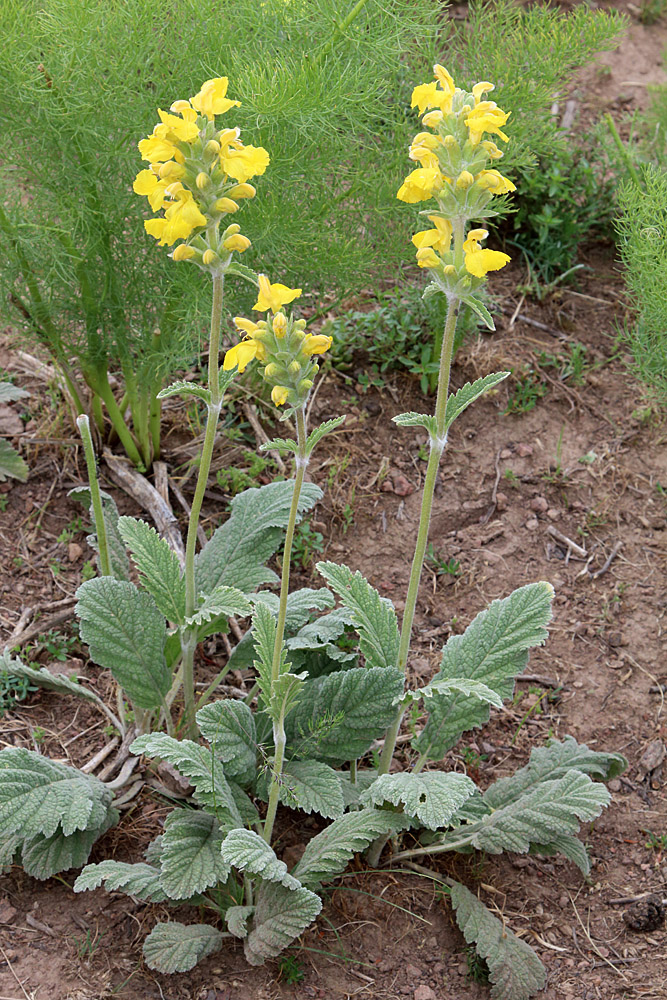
[615,165,667,403]
[0,668,37,717]
[216,452,276,497]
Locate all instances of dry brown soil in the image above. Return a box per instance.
[0,7,666,1000]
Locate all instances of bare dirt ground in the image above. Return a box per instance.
[0,7,666,1000]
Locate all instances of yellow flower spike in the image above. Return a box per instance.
[472,81,494,105]
[228,183,256,199]
[271,385,290,407]
[272,312,288,338]
[476,169,516,194]
[172,244,196,261]
[456,170,475,189]
[463,229,511,278]
[302,334,333,357]
[422,110,444,128]
[202,249,218,266]
[234,316,261,336]
[396,167,444,204]
[220,144,270,183]
[223,233,251,253]
[223,339,259,372]
[157,109,199,143]
[138,133,179,163]
[196,172,210,190]
[214,198,239,213]
[481,140,504,160]
[416,247,440,269]
[465,102,510,146]
[191,77,241,120]
[253,274,302,313]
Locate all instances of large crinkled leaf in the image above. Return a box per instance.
[317,562,399,670]
[131,733,242,829]
[186,585,253,628]
[244,881,322,966]
[0,438,28,482]
[230,781,261,826]
[0,748,113,838]
[360,772,476,831]
[403,677,503,709]
[69,487,130,580]
[280,761,345,819]
[444,372,510,431]
[285,666,404,765]
[254,588,336,630]
[337,770,380,810]
[251,601,281,704]
[450,880,546,1000]
[530,834,592,875]
[0,653,108,712]
[196,700,257,786]
[159,810,229,899]
[0,833,21,870]
[74,861,169,902]
[414,583,554,759]
[292,809,411,888]
[483,736,626,810]
[471,769,610,855]
[76,577,169,710]
[220,829,301,890]
[226,905,255,939]
[143,921,224,973]
[117,516,186,624]
[195,480,322,595]
[21,810,118,880]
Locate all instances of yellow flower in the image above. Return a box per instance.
[433,64,456,93]
[223,339,260,372]
[220,143,270,183]
[465,103,510,146]
[144,189,207,246]
[138,133,180,163]
[396,167,444,204]
[228,183,256,199]
[302,333,333,356]
[463,229,510,277]
[191,77,241,120]
[172,244,196,261]
[422,110,444,128]
[234,316,261,337]
[409,131,441,168]
[412,215,453,254]
[158,160,186,181]
[133,169,168,211]
[271,385,289,406]
[476,169,516,194]
[410,81,452,115]
[416,247,440,269]
[472,81,494,105]
[214,197,239,213]
[223,233,251,252]
[481,140,504,160]
[157,109,199,143]
[253,274,302,313]
[456,170,475,189]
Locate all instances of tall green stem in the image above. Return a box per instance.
[263,406,309,844]
[180,272,225,739]
[76,414,111,578]
[93,371,144,469]
[377,289,461,777]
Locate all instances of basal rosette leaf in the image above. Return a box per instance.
[279,760,345,820]
[74,861,169,902]
[143,921,224,973]
[196,700,257,786]
[22,810,118,880]
[226,904,255,938]
[360,772,476,830]
[244,881,322,966]
[0,438,28,482]
[220,829,301,890]
[185,584,253,628]
[159,810,230,899]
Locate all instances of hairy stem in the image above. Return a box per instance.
[262,713,286,844]
[76,414,111,578]
[180,272,225,739]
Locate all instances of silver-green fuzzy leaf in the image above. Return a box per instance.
[450,880,546,1000]
[360,772,476,831]
[21,811,118,880]
[285,666,404,765]
[156,380,211,402]
[471,769,610,855]
[186,584,253,628]
[244,881,322,966]
[195,480,322,595]
[76,577,169,710]
[403,677,503,708]
[143,921,224,973]
[0,748,113,838]
[391,411,438,436]
[74,861,168,902]
[196,700,257,786]
[0,438,28,482]
[414,583,554,759]
[159,810,229,899]
[0,653,109,712]
[226,904,254,938]
[0,381,29,403]
[220,829,301,890]
[130,733,242,830]
[305,415,346,454]
[444,372,510,431]
[280,761,345,819]
[117,516,186,624]
[69,487,130,580]
[316,562,399,670]
[529,834,591,875]
[292,809,411,888]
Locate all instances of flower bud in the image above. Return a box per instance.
[202,249,218,266]
[294,319,307,330]
[297,378,314,395]
[443,264,457,276]
[264,363,280,378]
[228,183,256,199]
[443,135,459,150]
[172,244,196,261]
[422,110,444,127]
[205,139,221,156]
[223,233,251,252]
[456,170,474,188]
[222,223,241,238]
[159,161,185,180]
[288,360,302,376]
[271,385,290,407]
[302,334,333,356]
[196,171,210,190]
[214,197,238,213]
[416,247,440,269]
[272,312,287,338]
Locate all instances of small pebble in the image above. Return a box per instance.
[414,987,437,1000]
[530,496,548,513]
[516,442,533,457]
[525,517,539,530]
